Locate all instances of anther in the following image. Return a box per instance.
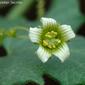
[43,40,48,46]
[51,31,57,35]
[55,39,61,44]
[48,45,52,49]
[45,34,52,38]
[45,31,57,38]
[52,44,56,48]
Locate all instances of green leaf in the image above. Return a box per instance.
[0,34,85,85]
[0,38,44,85]
[46,0,84,31]
[43,36,85,85]
[0,0,85,84]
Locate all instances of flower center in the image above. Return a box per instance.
[42,31,61,49]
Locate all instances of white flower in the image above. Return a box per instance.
[29,17,75,63]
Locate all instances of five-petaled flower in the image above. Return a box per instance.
[29,17,75,63]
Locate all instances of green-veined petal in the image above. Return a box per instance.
[29,27,42,43]
[53,43,70,62]
[60,25,75,41]
[41,17,57,26]
[36,46,51,63]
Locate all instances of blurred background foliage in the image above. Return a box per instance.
[0,0,85,85]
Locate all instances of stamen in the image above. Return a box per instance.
[52,44,56,48]
[45,31,57,38]
[48,45,52,49]
[42,30,61,49]
[51,31,57,35]
[45,34,52,38]
[55,39,61,44]
[43,40,48,46]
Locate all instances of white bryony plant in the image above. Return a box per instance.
[29,17,75,63]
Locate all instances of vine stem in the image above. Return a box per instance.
[16,35,29,39]
[37,0,45,18]
[14,26,29,32]
[13,26,29,39]
[7,0,34,19]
